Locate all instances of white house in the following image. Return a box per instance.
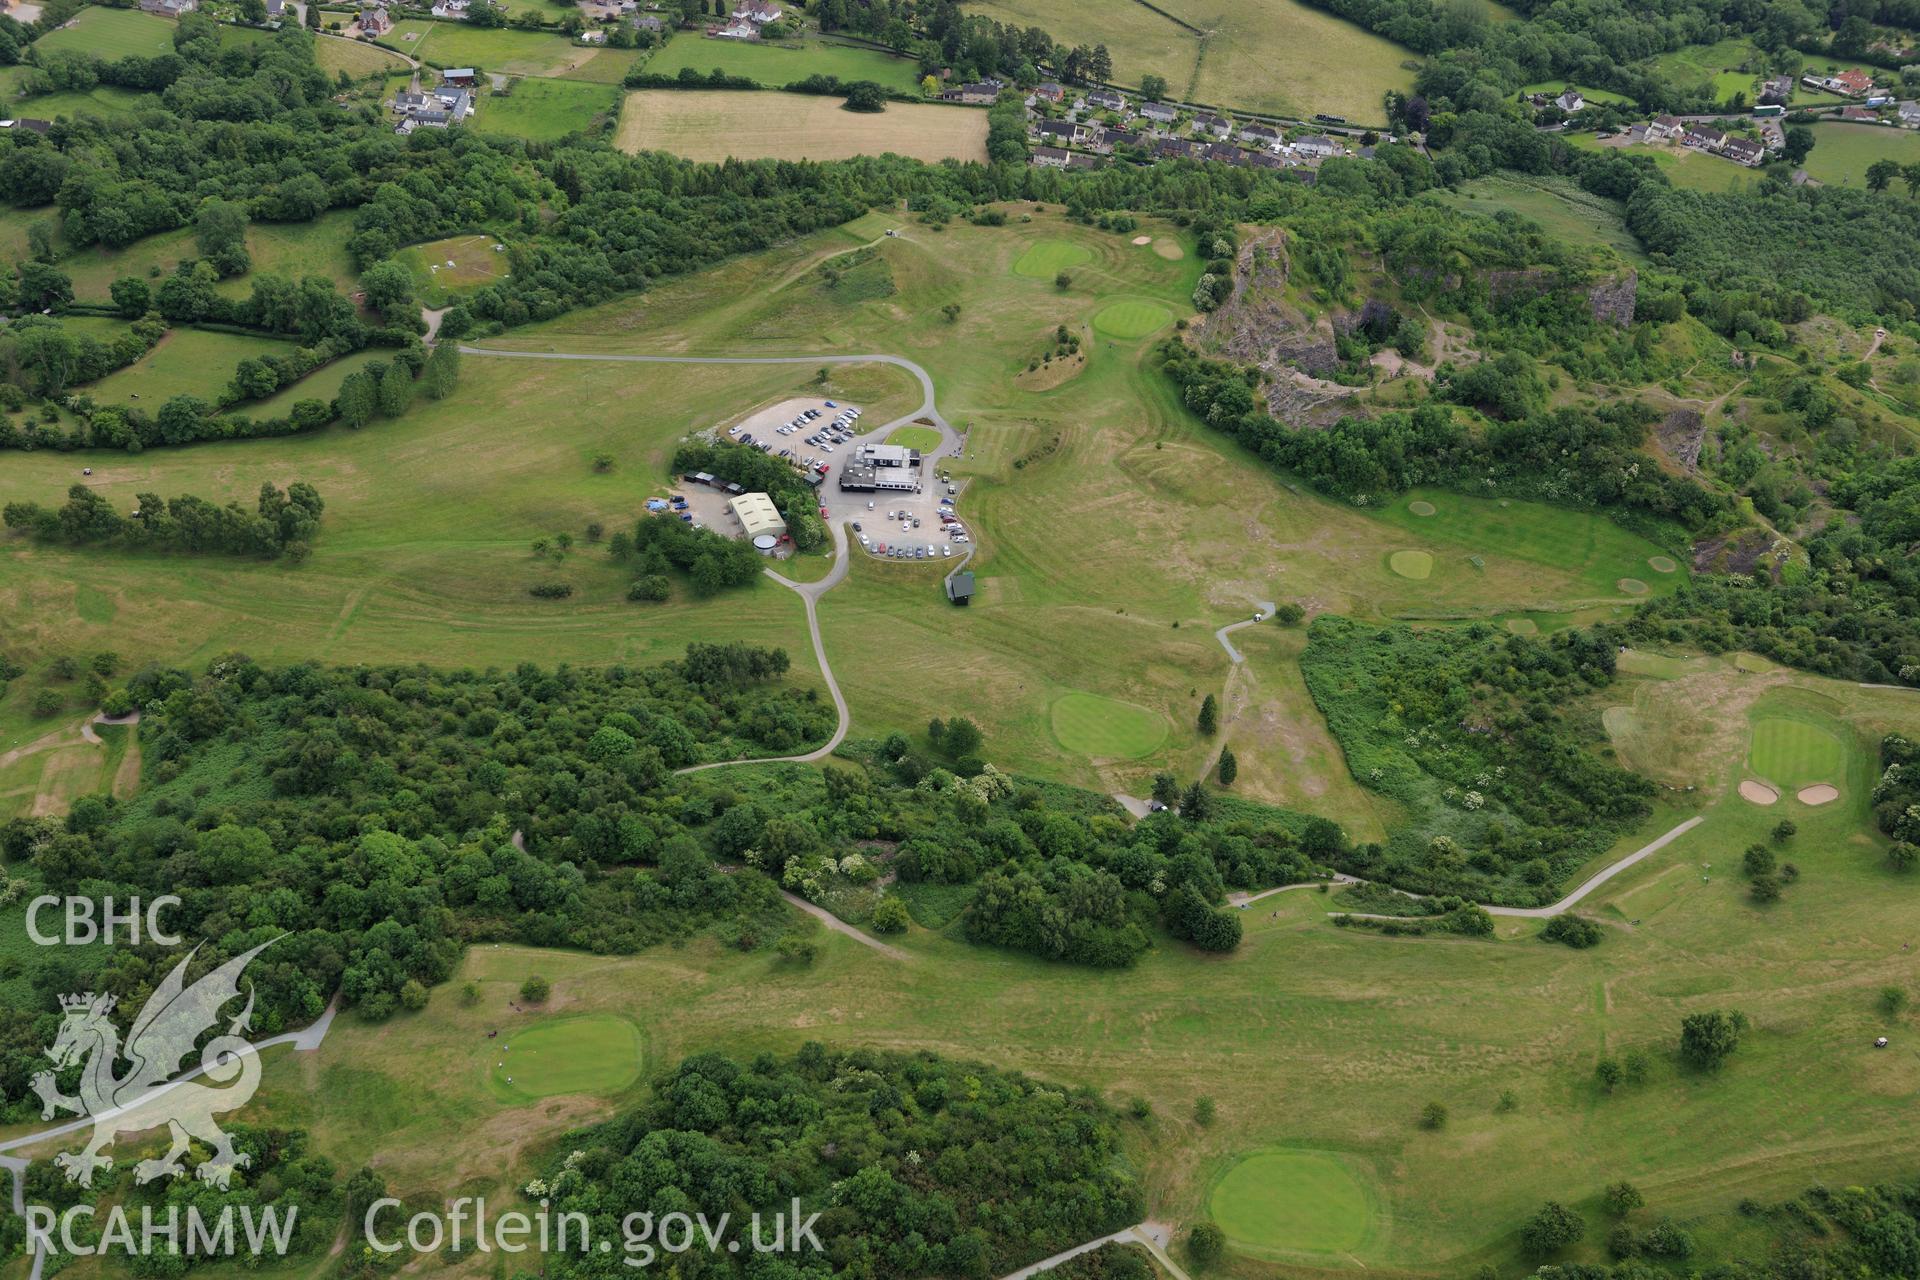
[1555,88,1584,113]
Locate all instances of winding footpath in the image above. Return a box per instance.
[1330,815,1706,922]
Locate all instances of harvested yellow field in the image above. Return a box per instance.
[615,90,989,164]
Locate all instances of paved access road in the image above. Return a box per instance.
[459,346,958,775]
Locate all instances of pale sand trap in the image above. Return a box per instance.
[1797,784,1840,806]
[1739,779,1779,805]
[1131,235,1153,245]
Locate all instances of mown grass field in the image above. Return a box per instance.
[471,76,621,142]
[615,90,990,163]
[397,233,511,307]
[1747,706,1848,790]
[34,5,176,58]
[1800,122,1920,188]
[190,653,1920,1276]
[641,33,925,93]
[2,82,151,121]
[1519,81,1635,105]
[86,326,296,405]
[1050,690,1167,758]
[381,20,640,81]
[315,33,414,79]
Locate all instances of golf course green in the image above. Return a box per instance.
[487,1013,642,1102]
[1049,691,1167,758]
[1012,239,1094,278]
[1209,1149,1375,1256]
[1092,300,1173,339]
[1388,549,1434,579]
[1748,714,1847,789]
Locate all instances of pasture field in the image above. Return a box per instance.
[315,33,414,79]
[1800,122,1920,188]
[471,76,622,142]
[640,33,925,93]
[57,211,360,303]
[396,233,511,306]
[475,211,1747,800]
[962,0,1409,121]
[614,90,990,163]
[384,21,640,81]
[213,651,1920,1276]
[1161,0,1413,124]
[86,327,296,405]
[242,349,388,419]
[485,1013,643,1102]
[1431,173,1648,264]
[2,82,151,121]
[1644,39,1760,105]
[34,6,176,58]
[1049,691,1168,759]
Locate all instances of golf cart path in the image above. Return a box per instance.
[1331,815,1706,921]
[779,890,907,960]
[999,1221,1191,1280]
[1229,874,1360,906]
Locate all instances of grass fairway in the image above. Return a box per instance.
[1800,123,1920,189]
[472,78,620,142]
[1091,300,1173,339]
[1749,713,1847,789]
[35,6,176,58]
[1387,549,1433,579]
[640,33,924,93]
[1373,487,1684,605]
[1209,1149,1375,1257]
[615,90,988,164]
[1013,239,1095,279]
[1050,691,1167,758]
[396,234,511,307]
[886,425,943,452]
[87,327,295,405]
[486,1014,642,1102]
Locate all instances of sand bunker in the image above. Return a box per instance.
[1738,779,1779,805]
[1617,578,1650,595]
[1797,784,1839,806]
[1131,235,1153,245]
[1648,555,1679,573]
[1409,500,1437,516]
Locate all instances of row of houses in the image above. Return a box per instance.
[1629,114,1766,165]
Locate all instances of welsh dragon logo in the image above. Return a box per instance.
[31,939,277,1190]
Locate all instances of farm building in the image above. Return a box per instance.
[946,572,974,605]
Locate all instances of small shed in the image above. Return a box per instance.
[946,572,974,605]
